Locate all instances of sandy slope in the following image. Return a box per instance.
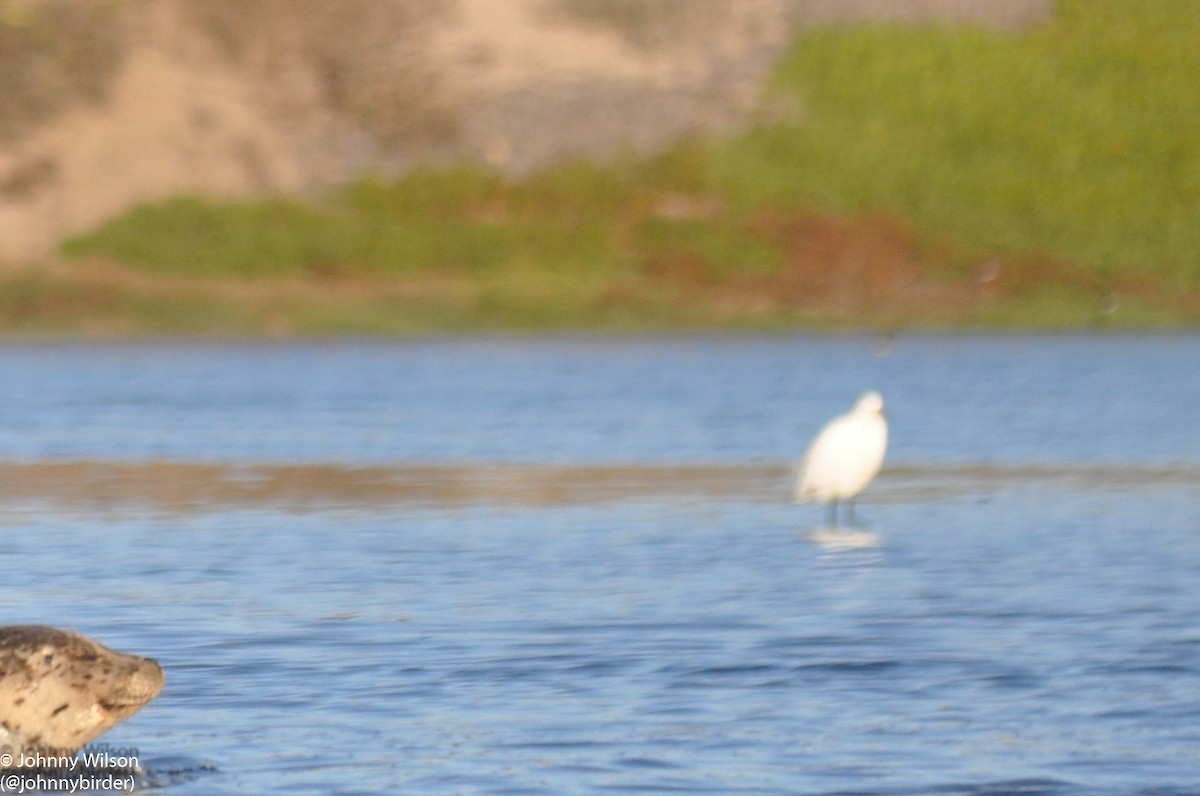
[0,0,1049,262]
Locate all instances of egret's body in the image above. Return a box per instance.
[795,391,888,526]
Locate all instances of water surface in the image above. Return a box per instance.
[1,334,1197,795]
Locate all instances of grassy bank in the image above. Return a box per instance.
[37,0,1200,335]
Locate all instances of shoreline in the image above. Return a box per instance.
[0,460,1193,512]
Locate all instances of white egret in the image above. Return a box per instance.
[794,391,888,526]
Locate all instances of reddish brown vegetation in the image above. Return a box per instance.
[637,208,1190,326]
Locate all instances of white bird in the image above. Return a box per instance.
[794,391,888,526]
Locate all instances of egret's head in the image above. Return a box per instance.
[855,391,885,415]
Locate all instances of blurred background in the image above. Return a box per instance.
[5,0,1198,334]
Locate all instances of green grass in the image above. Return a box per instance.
[63,164,640,279]
[57,0,1200,333]
[717,0,1200,281]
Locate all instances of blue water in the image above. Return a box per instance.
[1,335,1198,795]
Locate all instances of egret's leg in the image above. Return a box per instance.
[827,500,838,527]
[847,498,857,525]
